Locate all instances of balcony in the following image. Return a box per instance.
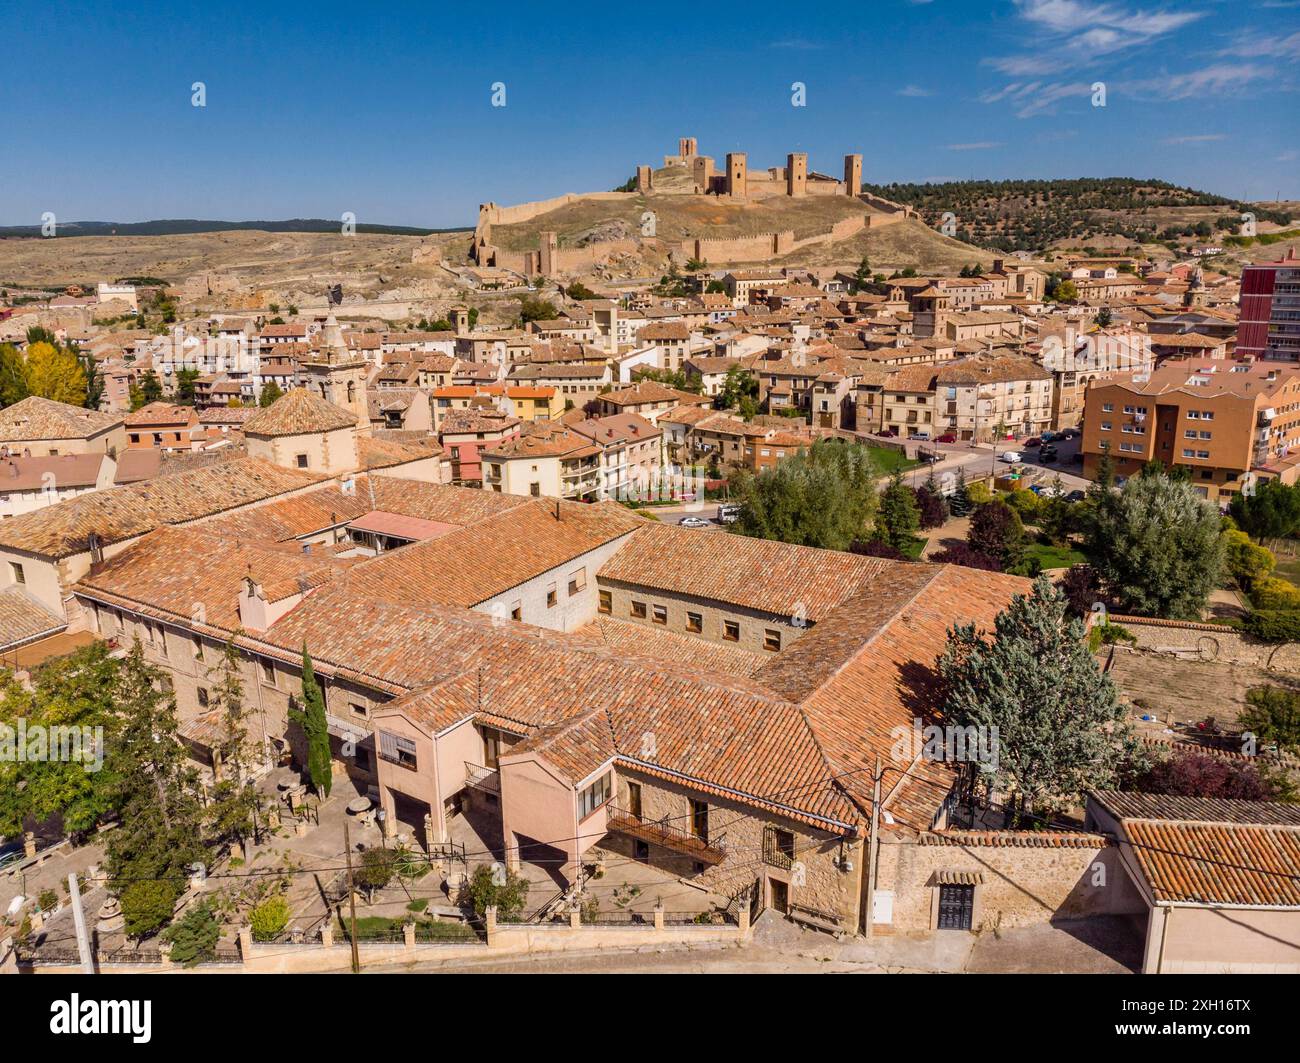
[606,806,727,866]
[464,761,500,794]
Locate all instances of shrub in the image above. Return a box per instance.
[356,847,399,900]
[1249,576,1300,611]
[1245,609,1300,643]
[467,864,530,920]
[930,543,1000,571]
[965,480,993,505]
[1223,528,1276,589]
[120,878,180,939]
[164,903,220,965]
[849,538,904,560]
[1004,489,1041,523]
[249,895,291,942]
[37,889,58,913]
[1130,751,1284,801]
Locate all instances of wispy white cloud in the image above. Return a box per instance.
[1218,30,1300,61]
[946,141,1004,151]
[896,84,934,97]
[1161,134,1228,145]
[1122,63,1274,100]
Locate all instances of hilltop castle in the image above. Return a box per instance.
[470,138,914,277]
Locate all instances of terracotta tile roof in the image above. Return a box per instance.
[482,424,599,460]
[1123,819,1300,907]
[349,499,647,609]
[357,435,439,470]
[600,381,707,407]
[0,456,324,558]
[0,586,67,650]
[1092,791,1300,827]
[124,402,195,427]
[0,453,104,491]
[598,522,886,620]
[0,397,121,442]
[439,408,521,435]
[583,616,765,677]
[935,355,1051,385]
[243,388,357,437]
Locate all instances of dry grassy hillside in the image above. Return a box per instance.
[489,192,873,250]
[0,230,437,290]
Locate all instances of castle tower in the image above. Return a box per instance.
[693,155,715,194]
[636,165,653,194]
[726,153,748,198]
[539,231,559,277]
[679,136,698,159]
[787,153,807,197]
[449,305,470,333]
[301,313,371,436]
[844,154,862,197]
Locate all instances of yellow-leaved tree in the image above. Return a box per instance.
[24,342,88,407]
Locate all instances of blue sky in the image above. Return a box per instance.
[2,0,1298,227]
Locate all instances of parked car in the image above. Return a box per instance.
[1023,437,1042,448]
[935,433,958,443]
[999,451,1022,464]
[878,428,898,437]
[1040,444,1059,462]
[1065,489,1086,503]
[1040,431,1058,443]
[1060,427,1080,439]
[679,516,710,529]
[911,431,930,441]
[0,840,23,872]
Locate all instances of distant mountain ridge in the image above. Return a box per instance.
[0,218,470,239]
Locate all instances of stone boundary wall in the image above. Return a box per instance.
[8,917,748,975]
[1104,614,1300,673]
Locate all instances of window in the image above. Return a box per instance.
[546,585,557,608]
[10,562,24,585]
[295,454,309,469]
[689,799,709,843]
[652,604,668,625]
[510,604,522,621]
[197,687,210,708]
[631,600,647,619]
[1182,448,1196,458]
[379,731,418,770]
[723,620,740,642]
[1100,421,1112,431]
[1101,403,1114,412]
[529,483,541,497]
[598,589,612,614]
[764,629,782,652]
[350,702,367,718]
[568,568,586,596]
[192,636,204,661]
[261,659,275,685]
[578,772,611,819]
[686,611,702,633]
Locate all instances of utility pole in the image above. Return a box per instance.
[863,758,883,938]
[343,821,360,975]
[68,872,94,974]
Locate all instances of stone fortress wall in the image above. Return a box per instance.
[470,138,917,276]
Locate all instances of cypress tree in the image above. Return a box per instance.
[291,645,332,797]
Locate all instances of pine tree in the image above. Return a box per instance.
[938,577,1140,821]
[105,643,206,937]
[875,471,920,550]
[291,645,332,797]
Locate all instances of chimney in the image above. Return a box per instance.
[554,498,562,521]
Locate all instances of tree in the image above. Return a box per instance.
[731,440,877,550]
[290,646,332,797]
[129,370,163,411]
[966,500,1024,572]
[1129,751,1287,802]
[259,381,284,407]
[205,638,262,852]
[1228,479,1300,545]
[249,894,291,941]
[356,847,398,902]
[1060,563,1103,618]
[24,341,88,406]
[1239,686,1300,756]
[163,902,220,965]
[929,542,1001,571]
[0,642,121,838]
[1086,471,1225,619]
[874,471,920,551]
[174,367,201,406]
[517,296,557,325]
[938,577,1139,820]
[1050,280,1078,303]
[564,281,598,301]
[0,343,29,407]
[1095,307,1113,327]
[1222,527,1275,590]
[467,864,530,919]
[914,482,948,530]
[104,644,206,938]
